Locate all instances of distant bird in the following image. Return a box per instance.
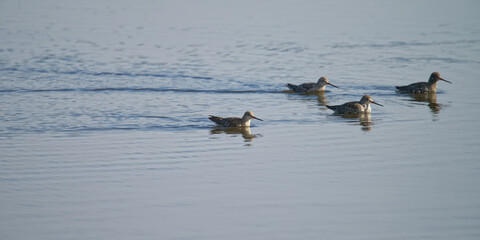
[209,111,263,127]
[326,95,383,114]
[286,76,339,93]
[396,72,451,93]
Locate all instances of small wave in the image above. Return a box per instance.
[137,115,176,120]
[388,56,478,64]
[0,87,283,94]
[331,39,480,49]
[389,57,413,63]
[347,84,397,92]
[254,42,308,53]
[0,124,212,136]
[332,41,430,49]
[0,67,213,80]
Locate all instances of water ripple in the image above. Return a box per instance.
[388,57,478,64]
[331,39,480,49]
[0,87,284,94]
[0,67,213,80]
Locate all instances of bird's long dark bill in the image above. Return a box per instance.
[372,101,384,107]
[252,116,263,121]
[327,82,340,88]
[440,78,452,84]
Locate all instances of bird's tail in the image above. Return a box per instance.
[286,83,297,92]
[208,115,223,124]
[326,105,337,111]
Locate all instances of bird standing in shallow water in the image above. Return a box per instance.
[326,95,383,114]
[396,72,451,93]
[286,76,339,93]
[209,111,263,127]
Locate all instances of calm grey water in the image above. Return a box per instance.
[2,0,480,239]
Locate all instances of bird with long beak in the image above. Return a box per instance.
[209,111,263,127]
[286,76,339,93]
[326,95,383,114]
[396,72,452,93]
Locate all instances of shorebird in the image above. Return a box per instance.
[286,76,339,93]
[209,111,263,127]
[396,72,451,93]
[326,95,383,114]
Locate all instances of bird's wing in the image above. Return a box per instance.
[298,82,316,91]
[342,102,363,111]
[328,102,363,114]
[396,82,427,93]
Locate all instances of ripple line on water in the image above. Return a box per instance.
[0,67,214,80]
[0,87,284,94]
[331,39,480,49]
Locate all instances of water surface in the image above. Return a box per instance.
[1,0,480,239]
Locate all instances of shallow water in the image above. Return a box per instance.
[1,0,480,239]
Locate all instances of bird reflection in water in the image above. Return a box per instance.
[332,113,373,131]
[316,91,328,106]
[209,127,262,142]
[284,90,330,106]
[408,92,441,114]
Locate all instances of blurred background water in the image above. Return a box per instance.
[1,0,480,239]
